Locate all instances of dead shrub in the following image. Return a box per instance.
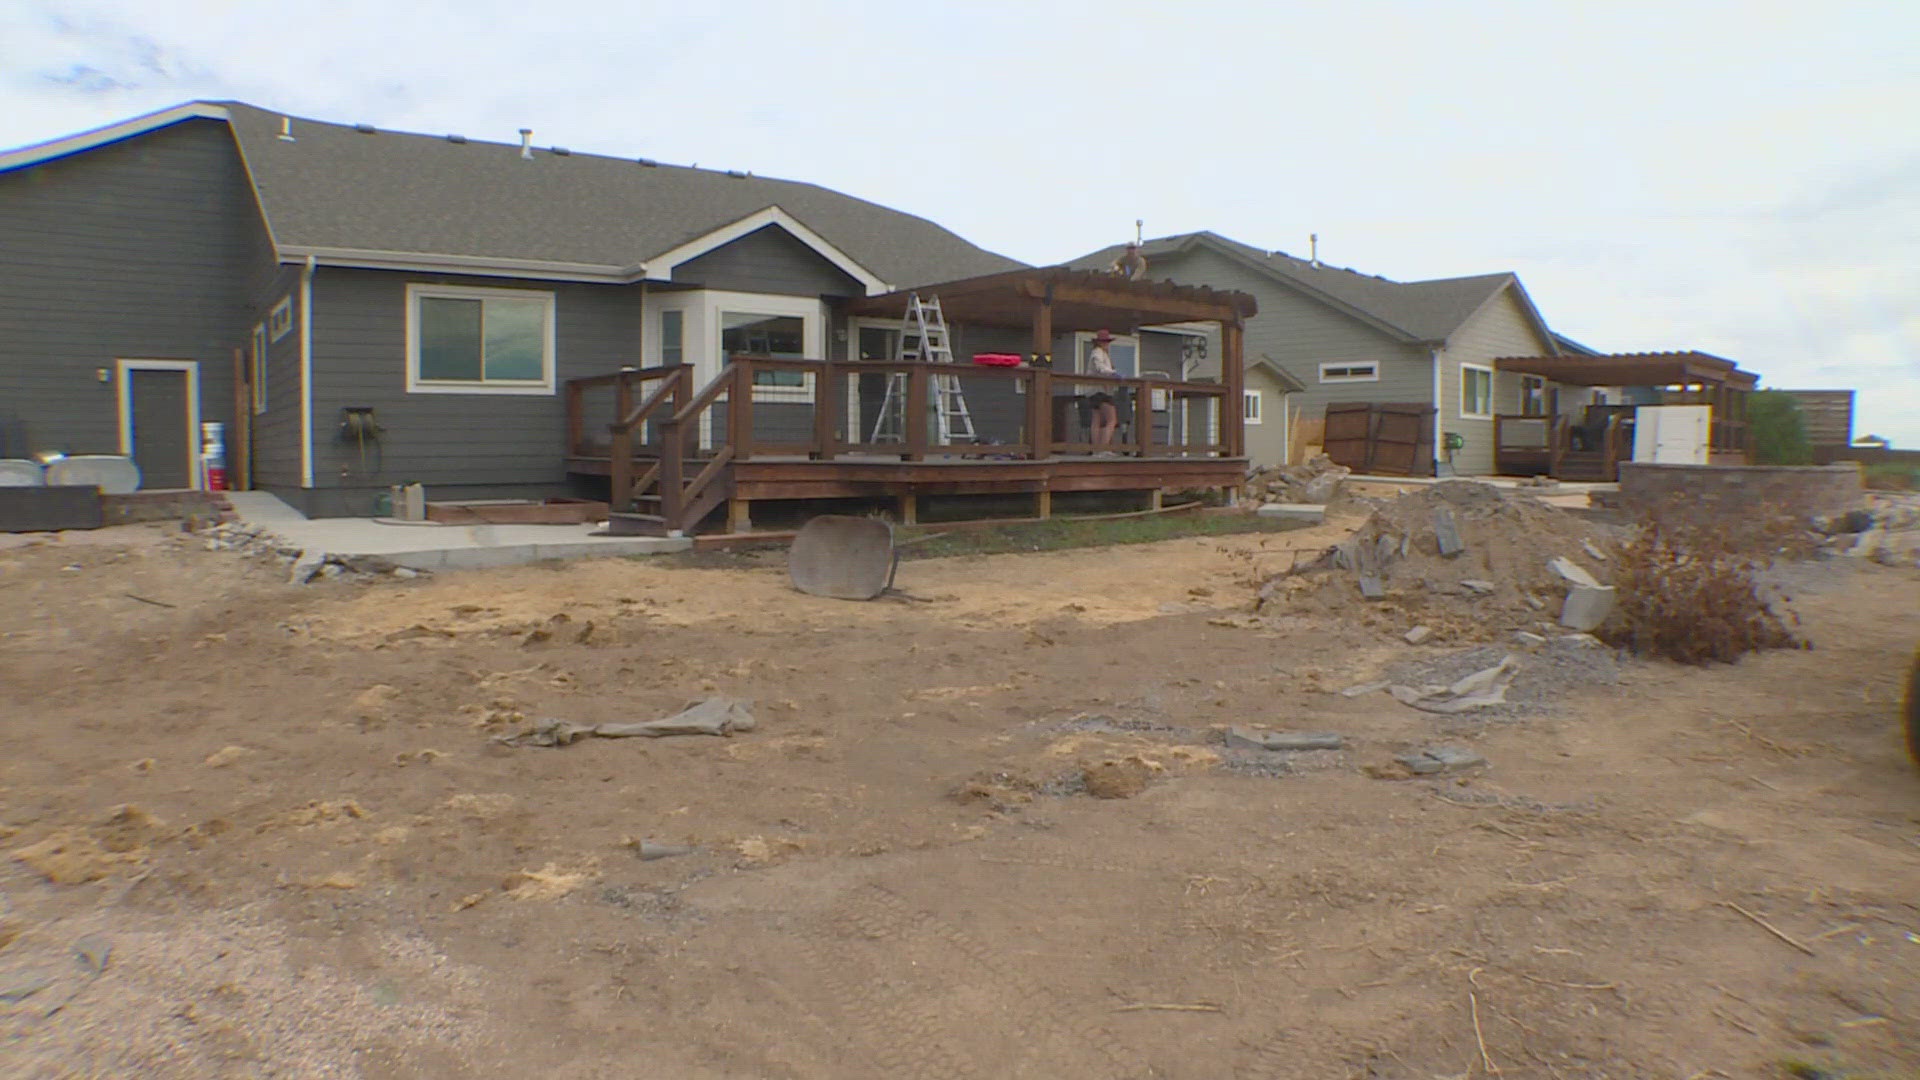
[1602,519,1804,665]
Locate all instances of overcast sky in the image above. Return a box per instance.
[4,0,1915,444]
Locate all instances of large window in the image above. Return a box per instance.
[723,311,806,387]
[406,284,555,394]
[1460,363,1494,419]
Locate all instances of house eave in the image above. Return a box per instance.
[279,245,648,284]
[0,101,232,173]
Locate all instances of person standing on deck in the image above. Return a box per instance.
[1087,329,1120,450]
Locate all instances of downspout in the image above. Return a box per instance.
[299,255,315,488]
[1429,346,1446,474]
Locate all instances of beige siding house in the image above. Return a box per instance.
[1068,232,1563,475]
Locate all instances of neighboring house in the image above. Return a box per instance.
[1068,231,1566,474]
[0,101,1020,516]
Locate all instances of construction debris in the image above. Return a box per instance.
[1387,654,1520,714]
[1258,482,1617,643]
[1404,625,1433,645]
[1559,581,1617,632]
[1393,746,1488,775]
[1240,454,1350,504]
[498,697,757,747]
[1222,728,1345,752]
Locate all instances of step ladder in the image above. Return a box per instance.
[870,294,976,445]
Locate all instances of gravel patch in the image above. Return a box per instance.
[1383,642,1624,718]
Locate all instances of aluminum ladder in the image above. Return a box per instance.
[870,294,976,445]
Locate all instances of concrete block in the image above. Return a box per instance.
[1433,508,1464,556]
[1403,625,1433,645]
[1256,503,1325,524]
[1225,728,1345,752]
[1559,583,1615,632]
[1548,556,1600,588]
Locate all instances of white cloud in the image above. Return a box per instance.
[3,0,1917,444]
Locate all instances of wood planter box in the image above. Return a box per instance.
[424,498,608,525]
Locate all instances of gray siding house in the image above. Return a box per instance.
[1069,232,1564,474]
[1,102,1020,516]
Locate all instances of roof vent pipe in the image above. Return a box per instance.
[278,116,295,142]
[1309,233,1320,268]
[519,128,533,160]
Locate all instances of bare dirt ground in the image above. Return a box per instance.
[2,510,1918,1079]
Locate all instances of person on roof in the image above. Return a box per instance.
[1111,243,1147,281]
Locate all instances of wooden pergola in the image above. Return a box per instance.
[1494,350,1758,392]
[1494,350,1761,471]
[846,267,1259,457]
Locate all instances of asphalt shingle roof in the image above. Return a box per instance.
[1070,231,1522,344]
[222,103,1023,288]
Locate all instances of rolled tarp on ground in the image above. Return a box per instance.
[0,460,45,487]
[44,455,141,494]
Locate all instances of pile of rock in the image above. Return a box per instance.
[186,521,424,584]
[1256,481,1622,643]
[1242,454,1351,505]
[1821,493,1920,568]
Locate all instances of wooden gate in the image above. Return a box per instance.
[1322,403,1435,476]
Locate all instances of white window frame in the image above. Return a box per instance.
[1459,362,1494,420]
[1243,389,1263,425]
[267,296,294,342]
[1318,361,1379,383]
[404,282,557,396]
[1520,374,1548,416]
[706,291,824,404]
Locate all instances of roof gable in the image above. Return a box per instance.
[3,101,1025,289]
[1067,231,1557,349]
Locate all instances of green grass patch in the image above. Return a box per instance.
[897,511,1312,560]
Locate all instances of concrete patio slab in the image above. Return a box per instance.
[225,491,690,570]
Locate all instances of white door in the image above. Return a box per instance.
[1632,405,1710,464]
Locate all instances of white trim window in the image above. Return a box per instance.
[405,283,557,395]
[1243,389,1263,424]
[1318,361,1379,383]
[1460,363,1494,419]
[268,297,294,342]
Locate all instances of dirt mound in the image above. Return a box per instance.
[1257,481,1617,640]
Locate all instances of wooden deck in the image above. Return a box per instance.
[565,357,1243,535]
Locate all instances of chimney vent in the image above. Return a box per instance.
[353,122,375,134]
[446,133,467,144]
[551,146,571,156]
[277,116,295,142]
[519,128,533,160]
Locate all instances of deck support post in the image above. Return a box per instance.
[1147,488,1163,511]
[727,498,752,535]
[1222,318,1246,459]
[897,493,918,525]
[1036,488,1052,519]
[1029,295,1054,461]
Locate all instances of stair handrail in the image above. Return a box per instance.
[607,365,690,511]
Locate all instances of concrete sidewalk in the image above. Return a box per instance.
[224,492,690,571]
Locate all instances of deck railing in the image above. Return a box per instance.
[569,357,1231,509]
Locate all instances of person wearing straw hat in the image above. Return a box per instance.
[1087,329,1120,450]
